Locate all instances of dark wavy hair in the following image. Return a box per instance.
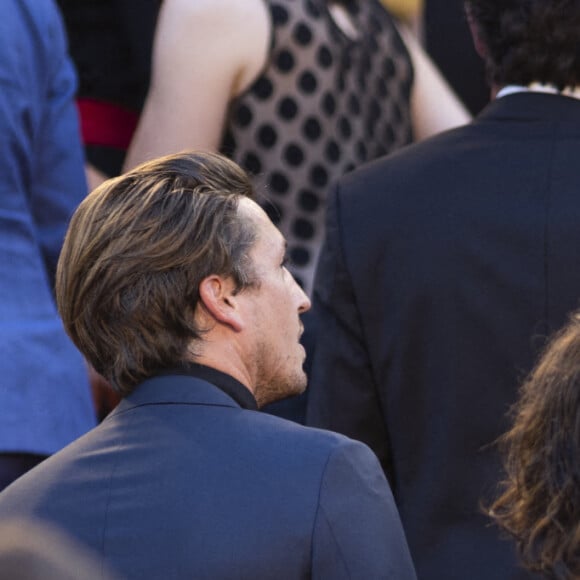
[489,314,580,578]
[465,0,580,89]
[56,151,257,396]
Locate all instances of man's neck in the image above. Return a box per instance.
[186,349,256,400]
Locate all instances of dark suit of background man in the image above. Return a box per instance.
[307,0,580,578]
[0,151,416,580]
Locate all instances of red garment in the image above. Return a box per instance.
[77,98,139,149]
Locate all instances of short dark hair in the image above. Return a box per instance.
[56,151,258,396]
[489,314,580,578]
[465,0,580,89]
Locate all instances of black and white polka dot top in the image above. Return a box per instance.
[221,0,414,294]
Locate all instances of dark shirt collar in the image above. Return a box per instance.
[156,362,258,411]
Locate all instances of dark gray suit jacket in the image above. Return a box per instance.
[307,92,580,579]
[0,374,416,579]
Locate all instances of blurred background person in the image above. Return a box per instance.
[306,0,580,577]
[0,0,95,490]
[490,314,580,580]
[124,0,469,296]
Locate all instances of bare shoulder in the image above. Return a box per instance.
[161,0,268,26]
[159,0,271,93]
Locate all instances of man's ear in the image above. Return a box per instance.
[198,275,244,332]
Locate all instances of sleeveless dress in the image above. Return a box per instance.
[222,0,414,293]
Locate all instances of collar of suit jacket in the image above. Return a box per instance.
[477,90,580,128]
[109,367,258,417]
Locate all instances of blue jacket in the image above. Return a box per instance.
[0,374,416,579]
[0,0,95,455]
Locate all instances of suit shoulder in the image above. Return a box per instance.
[239,410,373,460]
[343,122,472,190]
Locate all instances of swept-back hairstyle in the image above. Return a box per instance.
[56,151,257,396]
[465,0,580,90]
[490,314,580,578]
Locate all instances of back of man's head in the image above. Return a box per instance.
[56,151,258,396]
[466,0,580,90]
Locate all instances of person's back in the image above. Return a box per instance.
[0,374,413,579]
[307,1,580,578]
[0,0,95,488]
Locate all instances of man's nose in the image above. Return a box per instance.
[296,284,311,314]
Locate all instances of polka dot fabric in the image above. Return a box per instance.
[221,0,413,294]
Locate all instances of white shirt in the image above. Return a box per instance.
[497,83,580,100]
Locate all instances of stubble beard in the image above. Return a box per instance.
[252,341,307,408]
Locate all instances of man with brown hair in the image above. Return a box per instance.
[0,151,416,580]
